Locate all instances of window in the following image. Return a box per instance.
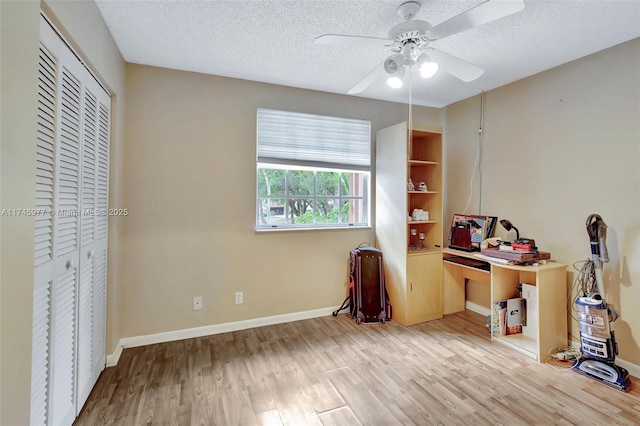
[256,109,371,229]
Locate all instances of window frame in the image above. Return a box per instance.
[256,164,370,230]
[255,108,372,231]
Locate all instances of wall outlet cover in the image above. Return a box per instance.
[193,296,203,310]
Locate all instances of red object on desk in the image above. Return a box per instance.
[512,242,533,251]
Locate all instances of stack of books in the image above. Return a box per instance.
[479,247,551,263]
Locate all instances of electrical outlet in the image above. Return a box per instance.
[235,291,243,305]
[193,296,203,311]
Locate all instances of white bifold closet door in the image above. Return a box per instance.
[31,15,110,426]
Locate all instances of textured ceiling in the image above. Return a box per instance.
[95,0,640,108]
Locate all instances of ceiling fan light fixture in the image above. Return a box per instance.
[417,53,439,78]
[316,0,524,95]
[420,61,439,78]
[384,54,405,89]
[383,54,403,74]
[387,75,404,89]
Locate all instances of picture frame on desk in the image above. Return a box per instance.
[485,215,498,239]
[448,213,498,251]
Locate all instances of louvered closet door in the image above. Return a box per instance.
[33,18,83,426]
[92,95,110,383]
[31,29,58,426]
[31,15,111,426]
[76,80,97,410]
[50,25,84,426]
[76,74,110,411]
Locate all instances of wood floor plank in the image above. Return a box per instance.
[255,409,284,426]
[301,381,345,414]
[316,406,360,426]
[75,311,640,425]
[324,367,398,425]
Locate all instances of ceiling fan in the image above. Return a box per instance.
[314,0,525,94]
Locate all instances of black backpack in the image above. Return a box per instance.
[332,243,392,323]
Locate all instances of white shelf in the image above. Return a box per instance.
[407,248,441,257]
[408,160,438,166]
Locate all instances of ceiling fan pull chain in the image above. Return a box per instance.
[408,64,413,156]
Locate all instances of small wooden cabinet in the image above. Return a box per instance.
[407,254,443,324]
[376,122,443,326]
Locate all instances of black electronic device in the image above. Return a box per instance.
[443,255,490,271]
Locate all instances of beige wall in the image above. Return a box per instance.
[0,2,41,423]
[0,1,125,424]
[121,63,442,338]
[444,38,640,365]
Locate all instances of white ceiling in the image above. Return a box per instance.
[95,0,640,108]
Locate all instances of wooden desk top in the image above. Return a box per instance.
[443,247,481,260]
[443,247,566,271]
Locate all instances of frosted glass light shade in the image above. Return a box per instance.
[387,76,403,88]
[420,61,439,78]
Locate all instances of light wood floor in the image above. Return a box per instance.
[75,311,639,425]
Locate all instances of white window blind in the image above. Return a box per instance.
[257,108,371,171]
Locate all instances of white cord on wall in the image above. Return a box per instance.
[462,138,480,213]
[463,92,485,214]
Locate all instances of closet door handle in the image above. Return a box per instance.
[66,260,75,270]
[88,250,94,259]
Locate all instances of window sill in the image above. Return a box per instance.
[255,225,372,233]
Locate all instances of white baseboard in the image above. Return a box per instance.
[106,304,640,381]
[465,301,491,317]
[106,344,123,367]
[615,358,640,380]
[106,306,336,367]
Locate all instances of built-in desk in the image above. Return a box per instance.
[442,248,568,362]
[443,248,491,314]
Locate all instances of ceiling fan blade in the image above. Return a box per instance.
[427,49,484,82]
[348,60,387,94]
[425,0,525,41]
[314,34,391,47]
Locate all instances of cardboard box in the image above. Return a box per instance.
[506,298,524,335]
[507,298,524,327]
[492,298,524,336]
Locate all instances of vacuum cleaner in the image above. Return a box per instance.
[573,214,631,391]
